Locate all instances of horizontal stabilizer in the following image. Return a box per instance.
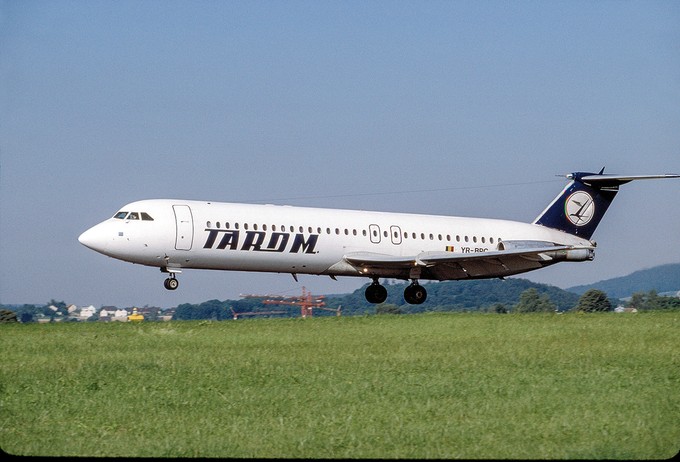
[573,173,680,187]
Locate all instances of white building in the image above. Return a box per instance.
[79,305,97,320]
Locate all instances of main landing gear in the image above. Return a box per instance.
[364,278,427,305]
[365,280,388,304]
[404,281,427,305]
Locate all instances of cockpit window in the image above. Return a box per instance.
[113,211,154,221]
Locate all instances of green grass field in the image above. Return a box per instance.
[1,312,678,459]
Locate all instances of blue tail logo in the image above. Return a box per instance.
[565,190,595,226]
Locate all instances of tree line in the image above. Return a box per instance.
[2,284,679,323]
[172,282,679,320]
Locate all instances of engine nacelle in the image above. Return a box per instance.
[498,240,594,262]
[497,240,554,251]
[564,248,595,261]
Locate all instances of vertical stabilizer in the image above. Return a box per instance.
[533,171,679,240]
[534,172,617,239]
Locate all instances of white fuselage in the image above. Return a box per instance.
[79,199,591,280]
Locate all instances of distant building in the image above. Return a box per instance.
[112,309,129,322]
[614,305,638,313]
[79,305,97,320]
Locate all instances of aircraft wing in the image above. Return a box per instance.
[343,244,592,280]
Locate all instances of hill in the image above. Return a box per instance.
[172,278,582,320]
[566,263,680,299]
[324,278,580,315]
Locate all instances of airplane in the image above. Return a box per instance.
[79,170,679,305]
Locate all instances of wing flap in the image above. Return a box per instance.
[343,245,593,280]
[343,252,417,269]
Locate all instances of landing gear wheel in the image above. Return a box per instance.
[164,277,179,290]
[365,282,388,304]
[404,283,427,305]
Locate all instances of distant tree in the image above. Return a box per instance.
[628,290,680,311]
[376,304,403,315]
[575,289,612,312]
[514,288,556,313]
[628,292,647,310]
[19,312,34,323]
[492,303,508,314]
[47,300,69,315]
[0,309,18,323]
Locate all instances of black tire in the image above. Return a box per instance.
[164,277,179,290]
[365,283,388,304]
[404,284,427,305]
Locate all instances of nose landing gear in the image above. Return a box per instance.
[161,267,181,290]
[163,275,179,290]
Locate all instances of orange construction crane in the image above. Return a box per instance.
[241,287,338,318]
[239,286,342,319]
[263,286,325,318]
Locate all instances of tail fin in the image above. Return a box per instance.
[534,169,679,240]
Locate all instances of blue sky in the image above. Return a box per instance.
[1,0,679,308]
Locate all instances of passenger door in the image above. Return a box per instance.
[173,205,194,250]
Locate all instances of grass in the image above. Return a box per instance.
[1,312,679,458]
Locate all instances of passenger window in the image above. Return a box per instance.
[141,212,154,221]
[115,212,128,219]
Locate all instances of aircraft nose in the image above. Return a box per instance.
[78,224,108,252]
